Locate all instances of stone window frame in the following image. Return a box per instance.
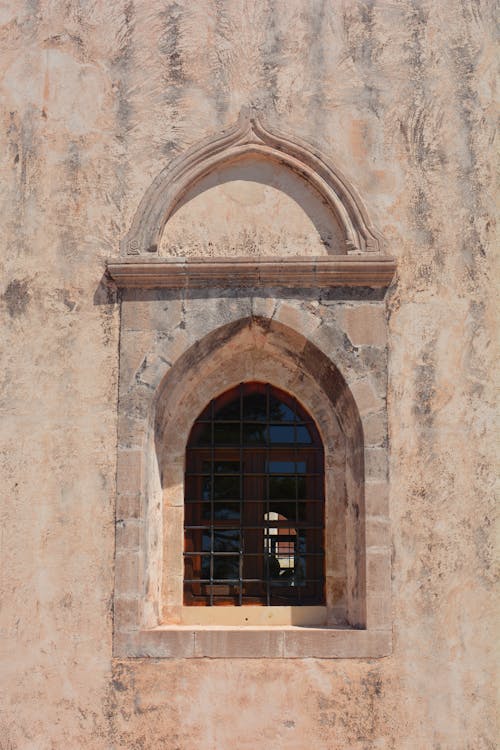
[110,280,394,659]
[109,112,396,658]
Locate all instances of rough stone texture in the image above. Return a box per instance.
[0,1,497,748]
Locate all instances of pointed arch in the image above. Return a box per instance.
[122,109,384,256]
[151,316,366,629]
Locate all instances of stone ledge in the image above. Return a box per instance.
[107,255,397,289]
[113,626,392,659]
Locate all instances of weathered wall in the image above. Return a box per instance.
[0,1,497,748]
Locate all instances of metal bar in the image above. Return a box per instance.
[209,397,214,606]
[238,383,243,606]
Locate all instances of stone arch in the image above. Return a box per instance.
[145,316,366,628]
[122,109,384,256]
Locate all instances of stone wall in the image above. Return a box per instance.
[0,2,496,748]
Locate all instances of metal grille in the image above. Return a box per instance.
[184,382,325,606]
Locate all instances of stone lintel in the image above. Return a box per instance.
[107,255,396,289]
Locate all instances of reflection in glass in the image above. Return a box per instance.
[213,503,240,521]
[243,423,267,444]
[267,460,306,474]
[296,425,312,444]
[269,395,297,422]
[268,424,295,443]
[213,529,240,553]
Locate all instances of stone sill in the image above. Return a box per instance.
[106,255,396,289]
[114,626,392,659]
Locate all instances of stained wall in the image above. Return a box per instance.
[0,2,497,748]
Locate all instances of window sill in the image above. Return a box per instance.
[179,605,328,627]
[114,625,392,659]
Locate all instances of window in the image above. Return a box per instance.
[113,312,393,657]
[183,383,325,608]
[111,111,394,656]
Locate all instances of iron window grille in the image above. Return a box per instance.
[184,382,325,606]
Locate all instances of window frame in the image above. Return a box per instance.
[113,308,392,659]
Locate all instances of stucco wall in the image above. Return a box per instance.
[0,1,497,748]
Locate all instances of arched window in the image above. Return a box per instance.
[184,382,325,607]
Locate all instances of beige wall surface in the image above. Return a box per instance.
[0,1,497,748]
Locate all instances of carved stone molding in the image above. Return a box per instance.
[107,255,396,289]
[121,108,386,256]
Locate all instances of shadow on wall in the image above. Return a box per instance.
[160,155,346,257]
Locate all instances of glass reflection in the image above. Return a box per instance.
[268,424,295,443]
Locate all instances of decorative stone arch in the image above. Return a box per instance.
[121,108,385,257]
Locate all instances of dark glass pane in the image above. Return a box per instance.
[213,502,240,521]
[184,502,211,524]
[201,532,211,552]
[243,423,267,444]
[241,448,267,474]
[201,555,211,579]
[269,475,296,499]
[243,392,267,421]
[242,526,263,555]
[297,502,311,522]
[201,477,211,501]
[269,394,296,422]
[242,554,265,578]
[205,461,240,474]
[296,425,312,444]
[269,424,295,443]
[190,422,211,445]
[297,528,324,554]
[243,581,266,598]
[213,555,239,580]
[184,382,324,606]
[297,476,306,499]
[214,423,240,445]
[213,475,240,500]
[213,529,240,553]
[214,398,240,421]
[184,475,209,501]
[267,460,295,474]
[183,554,211,579]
